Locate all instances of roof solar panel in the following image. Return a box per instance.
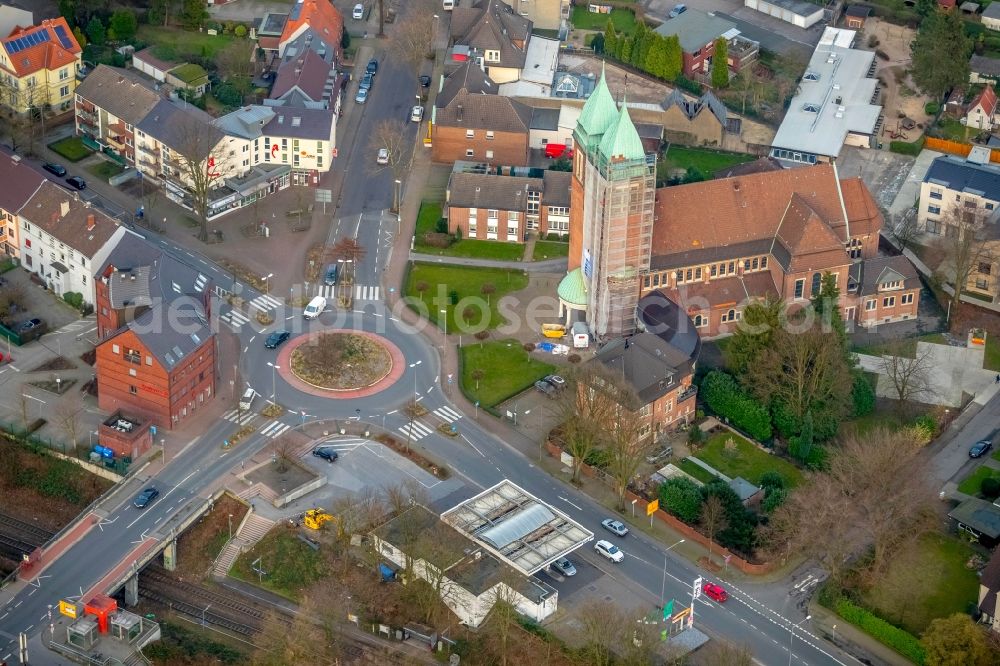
[54,25,74,50]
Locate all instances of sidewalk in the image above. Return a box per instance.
[408,250,568,272]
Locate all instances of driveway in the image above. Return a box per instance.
[208,0,297,21]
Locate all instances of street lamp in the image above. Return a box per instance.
[228,513,233,541]
[202,604,212,626]
[267,362,280,403]
[406,360,422,452]
[263,273,274,295]
[393,179,402,214]
[788,615,812,666]
[659,539,686,610]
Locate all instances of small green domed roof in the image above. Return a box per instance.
[598,98,645,163]
[577,63,618,139]
[557,268,588,307]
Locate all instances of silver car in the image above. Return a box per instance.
[602,518,629,537]
[551,557,577,576]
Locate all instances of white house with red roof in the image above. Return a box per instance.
[965,85,999,131]
[0,16,81,114]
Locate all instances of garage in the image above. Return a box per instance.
[743,0,825,29]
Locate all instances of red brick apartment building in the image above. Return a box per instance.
[446,169,571,240]
[94,233,216,430]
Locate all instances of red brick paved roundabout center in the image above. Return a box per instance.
[275,329,405,398]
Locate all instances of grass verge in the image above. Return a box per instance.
[659,146,755,181]
[532,240,569,261]
[695,430,803,487]
[413,202,524,260]
[48,136,92,162]
[86,161,125,180]
[404,263,528,331]
[851,332,947,358]
[677,458,718,484]
[956,465,1000,495]
[229,528,329,602]
[461,340,555,407]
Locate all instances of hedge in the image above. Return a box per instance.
[889,137,925,156]
[834,597,926,664]
[700,370,772,441]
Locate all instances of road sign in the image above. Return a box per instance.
[315,188,332,213]
[58,600,78,619]
[646,499,659,516]
[692,576,703,599]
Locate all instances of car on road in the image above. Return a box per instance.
[65,175,86,190]
[43,163,66,177]
[550,557,577,576]
[323,263,339,286]
[17,318,42,332]
[410,105,424,122]
[543,374,565,389]
[668,3,686,18]
[360,72,374,91]
[312,447,339,462]
[970,439,993,458]
[534,379,556,397]
[133,487,159,509]
[377,148,389,165]
[594,540,624,563]
[419,75,432,88]
[355,87,368,104]
[264,330,290,349]
[602,518,629,537]
[366,59,378,76]
[352,3,364,19]
[702,582,728,602]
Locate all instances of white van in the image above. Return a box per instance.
[303,296,327,320]
[442,0,455,10]
[239,388,256,411]
[352,3,364,19]
[572,321,590,349]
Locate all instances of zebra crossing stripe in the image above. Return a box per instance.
[433,406,462,423]
[222,409,256,425]
[354,285,381,301]
[398,421,433,440]
[260,421,291,438]
[221,309,250,328]
[321,437,367,452]
[249,294,282,311]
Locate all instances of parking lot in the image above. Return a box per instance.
[1,265,82,340]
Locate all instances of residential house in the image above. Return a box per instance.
[965,85,998,131]
[662,89,729,146]
[851,256,921,327]
[446,169,571,241]
[496,36,560,97]
[844,5,871,29]
[131,48,209,97]
[265,48,338,109]
[0,148,45,258]
[255,12,289,53]
[18,181,126,305]
[770,27,882,165]
[918,151,1000,236]
[94,231,215,430]
[0,16,82,114]
[978,549,1000,633]
[509,0,568,30]
[277,0,343,62]
[743,0,824,28]
[983,1,1000,30]
[449,0,531,84]
[75,64,163,165]
[432,62,531,165]
[652,9,758,79]
[971,54,1000,84]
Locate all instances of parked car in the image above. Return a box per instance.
[264,330,290,349]
[352,3,364,19]
[702,582,728,602]
[970,439,993,458]
[410,105,424,122]
[360,72,374,90]
[17,318,42,332]
[550,557,577,576]
[668,3,687,17]
[594,540,624,563]
[65,176,86,190]
[646,446,674,465]
[543,374,566,389]
[366,58,379,75]
[419,74,432,88]
[534,379,556,397]
[323,263,339,286]
[377,148,389,165]
[312,447,339,462]
[133,487,159,509]
[355,87,368,104]
[602,518,629,537]
[43,163,66,177]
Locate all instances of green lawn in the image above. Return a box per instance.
[957,465,1000,495]
[48,136,93,162]
[677,457,718,484]
[851,332,947,358]
[659,146,755,180]
[405,263,529,332]
[413,201,525,260]
[532,240,569,261]
[461,340,555,408]
[858,533,980,635]
[936,117,973,142]
[694,431,803,487]
[229,529,328,602]
[86,161,125,180]
[992,448,1000,462]
[137,25,237,62]
[985,334,1000,372]
[571,6,638,32]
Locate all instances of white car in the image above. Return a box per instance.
[594,540,624,563]
[377,148,389,165]
[410,105,424,122]
[355,87,368,104]
[352,3,364,19]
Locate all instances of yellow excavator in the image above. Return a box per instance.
[302,508,335,531]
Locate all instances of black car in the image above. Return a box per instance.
[366,58,378,75]
[970,439,993,458]
[264,330,290,349]
[312,447,339,462]
[323,264,339,286]
[133,487,159,509]
[65,176,86,190]
[43,163,66,177]
[17,318,41,332]
[419,75,431,88]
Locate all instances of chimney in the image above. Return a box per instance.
[60,201,70,217]
[11,155,20,164]
[87,214,96,231]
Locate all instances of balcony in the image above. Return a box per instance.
[107,135,125,150]
[677,385,698,404]
[729,38,759,68]
[77,109,98,126]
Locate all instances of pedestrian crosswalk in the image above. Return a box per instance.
[398,420,434,441]
[433,406,463,423]
[220,308,250,329]
[249,293,282,312]
[355,285,381,301]
[222,408,257,426]
[318,437,367,453]
[260,421,292,439]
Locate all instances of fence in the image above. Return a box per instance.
[924,136,1000,163]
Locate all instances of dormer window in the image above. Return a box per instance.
[802,103,820,113]
[803,71,820,82]
[485,50,500,63]
[880,280,902,291]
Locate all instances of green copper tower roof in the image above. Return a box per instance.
[576,63,618,139]
[598,98,645,163]
[558,268,588,306]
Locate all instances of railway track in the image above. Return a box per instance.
[0,512,56,545]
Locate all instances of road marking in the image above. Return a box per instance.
[27,589,35,596]
[398,421,433,441]
[260,421,291,438]
[354,285,381,301]
[460,434,484,457]
[433,406,462,423]
[557,496,583,511]
[388,409,398,415]
[248,294,282,312]
[222,409,257,426]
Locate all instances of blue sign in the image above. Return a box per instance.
[150,425,157,436]
[583,249,593,279]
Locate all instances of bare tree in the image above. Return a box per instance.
[878,341,934,415]
[697,641,755,666]
[484,577,524,666]
[216,41,257,100]
[368,119,410,211]
[935,206,995,321]
[605,401,654,511]
[579,600,625,666]
[700,494,728,564]
[17,388,30,431]
[252,607,340,666]
[169,113,233,241]
[53,393,84,452]
[386,6,436,74]
[888,209,921,251]
[553,364,619,483]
